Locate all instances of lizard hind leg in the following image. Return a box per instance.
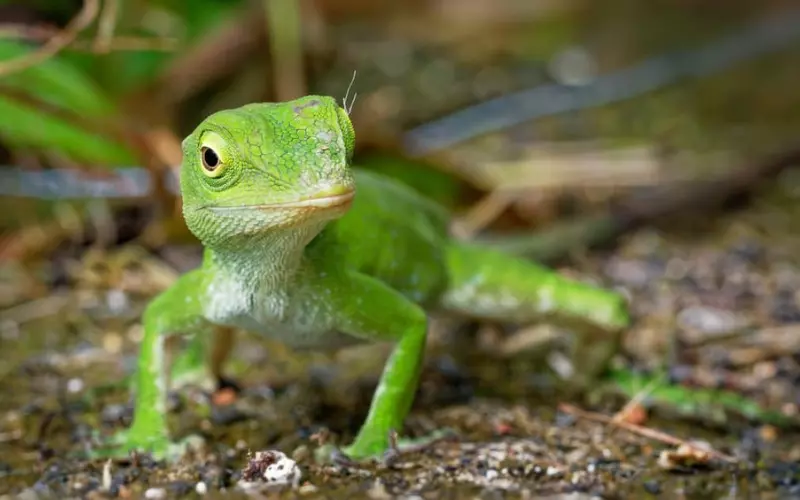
[170,326,236,392]
[440,242,631,383]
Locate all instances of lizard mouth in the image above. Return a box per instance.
[209,187,355,212]
[260,190,355,210]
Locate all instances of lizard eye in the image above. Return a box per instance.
[201,146,220,171]
[197,131,229,178]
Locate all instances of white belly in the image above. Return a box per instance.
[204,274,359,350]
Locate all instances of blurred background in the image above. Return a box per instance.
[1,0,799,248]
[1,0,800,496]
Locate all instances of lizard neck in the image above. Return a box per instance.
[206,221,327,293]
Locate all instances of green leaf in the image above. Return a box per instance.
[0,95,137,165]
[608,368,799,428]
[0,39,118,116]
[0,39,137,165]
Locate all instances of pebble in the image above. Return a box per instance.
[238,450,303,492]
[604,258,661,287]
[643,479,662,494]
[100,404,128,424]
[677,305,745,339]
[144,487,167,499]
[66,378,84,394]
[264,456,302,487]
[298,483,318,495]
[546,466,562,477]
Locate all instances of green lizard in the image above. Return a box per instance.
[100,95,630,462]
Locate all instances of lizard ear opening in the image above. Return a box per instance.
[336,107,355,161]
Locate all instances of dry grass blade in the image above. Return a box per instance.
[558,403,738,463]
[93,0,119,53]
[451,190,517,238]
[0,0,99,77]
[1,294,71,325]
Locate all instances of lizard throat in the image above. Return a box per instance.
[207,220,327,294]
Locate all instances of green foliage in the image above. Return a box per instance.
[0,39,137,165]
[608,368,799,428]
[0,40,118,115]
[0,0,247,168]
[355,152,463,208]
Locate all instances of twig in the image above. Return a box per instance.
[0,0,99,77]
[558,403,738,463]
[0,25,178,52]
[0,294,71,325]
[402,10,800,156]
[451,190,516,239]
[478,145,800,262]
[158,6,262,103]
[93,0,119,53]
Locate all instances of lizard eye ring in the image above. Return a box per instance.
[200,146,225,177]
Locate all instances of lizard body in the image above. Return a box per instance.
[102,96,630,461]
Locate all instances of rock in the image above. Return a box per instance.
[238,450,303,493]
[677,306,746,341]
[144,487,167,499]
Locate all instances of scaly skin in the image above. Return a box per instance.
[96,96,630,462]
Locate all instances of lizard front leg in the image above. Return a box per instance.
[313,271,445,462]
[93,270,211,460]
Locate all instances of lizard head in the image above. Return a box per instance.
[179,95,356,246]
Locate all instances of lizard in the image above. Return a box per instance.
[97,95,630,463]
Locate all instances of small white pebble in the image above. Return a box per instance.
[144,487,167,499]
[298,483,318,495]
[546,466,562,477]
[264,456,302,487]
[106,289,128,312]
[195,481,207,495]
[66,378,84,394]
[485,469,498,481]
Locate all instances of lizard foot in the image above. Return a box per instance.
[87,428,205,462]
[314,428,456,465]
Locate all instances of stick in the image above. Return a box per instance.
[0,0,99,76]
[558,403,738,463]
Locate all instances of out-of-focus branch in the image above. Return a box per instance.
[0,25,178,52]
[93,0,119,53]
[265,0,306,100]
[478,145,800,262]
[156,6,263,104]
[0,0,99,77]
